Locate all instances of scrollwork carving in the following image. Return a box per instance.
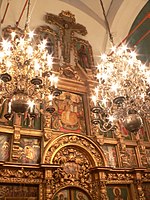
[48,147,93,198]
[44,134,105,167]
[106,171,134,182]
[142,173,150,181]
[44,128,52,141]
[0,168,43,180]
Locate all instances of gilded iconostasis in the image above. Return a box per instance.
[0,1,150,200]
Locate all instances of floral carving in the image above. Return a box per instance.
[0,168,43,180]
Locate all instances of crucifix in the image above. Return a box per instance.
[45,10,87,63]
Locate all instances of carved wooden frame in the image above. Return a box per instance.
[35,25,59,58]
[0,166,44,200]
[73,37,94,71]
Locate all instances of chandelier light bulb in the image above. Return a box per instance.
[8,101,12,114]
[28,31,34,39]
[47,54,53,69]
[11,31,16,40]
[28,100,34,113]
[27,45,33,56]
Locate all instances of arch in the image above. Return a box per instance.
[42,133,107,167]
[59,0,104,27]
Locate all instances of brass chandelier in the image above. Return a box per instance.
[91,45,150,133]
[0,28,60,119]
[91,0,150,133]
[0,0,61,119]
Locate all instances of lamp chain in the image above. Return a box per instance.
[99,0,114,46]
[25,0,31,29]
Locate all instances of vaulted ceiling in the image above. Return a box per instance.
[0,0,149,63]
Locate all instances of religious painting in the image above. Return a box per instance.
[54,189,68,200]
[102,145,118,167]
[139,125,148,141]
[21,103,42,130]
[74,190,90,200]
[74,38,94,71]
[35,25,58,57]
[103,130,113,138]
[17,137,41,164]
[118,121,132,140]
[8,111,42,130]
[0,184,38,199]
[54,188,91,200]
[142,183,150,200]
[0,99,41,130]
[120,147,138,168]
[131,127,148,141]
[107,186,131,200]
[0,133,11,162]
[52,91,86,133]
[123,131,132,140]
[0,99,11,126]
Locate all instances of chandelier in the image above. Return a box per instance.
[91,45,150,133]
[0,27,61,119]
[91,0,150,133]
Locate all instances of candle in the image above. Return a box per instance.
[28,100,34,113]
[8,101,11,113]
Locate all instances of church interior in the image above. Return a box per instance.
[0,0,150,199]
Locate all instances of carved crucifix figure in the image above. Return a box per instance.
[45,10,87,63]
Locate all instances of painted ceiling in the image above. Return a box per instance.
[127,1,150,63]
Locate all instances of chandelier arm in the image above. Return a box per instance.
[27,86,38,98]
[97,123,114,133]
[4,83,13,96]
[98,113,114,131]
